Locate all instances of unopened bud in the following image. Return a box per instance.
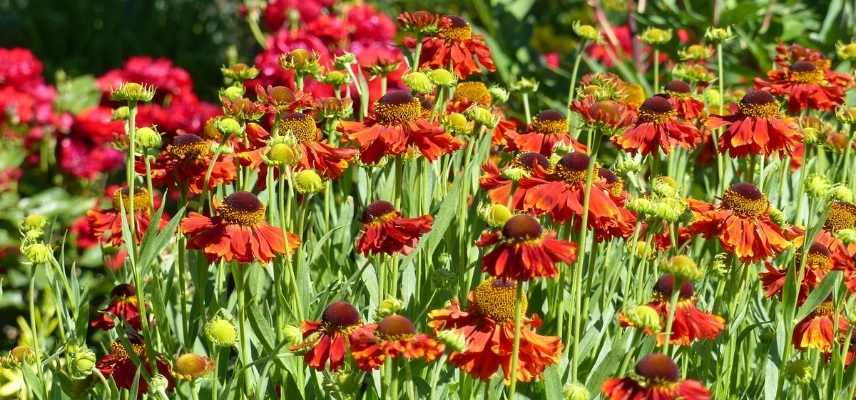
[427,69,456,87]
[23,242,52,264]
[624,305,661,332]
[662,255,703,281]
[111,82,155,103]
[436,330,467,352]
[564,383,591,400]
[480,203,513,228]
[294,169,325,194]
[205,317,238,347]
[217,117,242,136]
[402,72,435,94]
[377,297,403,318]
[136,127,162,149]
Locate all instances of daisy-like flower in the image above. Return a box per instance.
[339,90,462,164]
[520,153,636,241]
[707,90,801,157]
[793,301,849,352]
[180,191,299,263]
[613,95,701,155]
[86,188,168,247]
[509,109,586,156]
[476,214,576,280]
[96,335,174,396]
[602,353,711,400]
[755,59,852,113]
[142,133,237,195]
[760,242,835,304]
[620,275,724,346]
[355,201,433,256]
[428,278,561,382]
[291,301,362,371]
[349,314,444,370]
[419,15,496,78]
[683,183,789,262]
[90,284,142,331]
[662,80,705,120]
[479,152,550,209]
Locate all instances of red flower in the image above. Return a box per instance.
[663,80,705,120]
[419,16,496,78]
[347,4,396,43]
[571,97,636,132]
[355,201,432,256]
[97,56,195,103]
[86,188,168,247]
[683,183,789,262]
[613,95,701,155]
[0,48,45,90]
[508,109,587,156]
[291,301,362,371]
[754,59,852,113]
[340,90,461,164]
[96,336,174,396]
[621,275,724,346]
[350,314,444,370]
[760,242,835,304]
[477,215,576,281]
[707,90,800,157]
[142,134,237,195]
[180,191,300,263]
[520,153,636,241]
[90,284,143,331]
[428,279,561,382]
[793,301,848,352]
[479,152,550,209]
[602,353,710,400]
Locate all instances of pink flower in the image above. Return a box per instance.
[347,5,396,43]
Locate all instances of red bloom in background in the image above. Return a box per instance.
[420,16,495,78]
[509,109,586,156]
[760,242,836,304]
[0,48,45,90]
[613,95,701,155]
[479,152,550,209]
[755,59,852,113]
[181,191,299,263]
[340,90,461,164]
[793,301,848,352]
[602,353,710,400]
[251,29,333,98]
[683,183,789,262]
[521,153,636,241]
[262,0,330,31]
[621,275,724,346]
[428,279,561,382]
[58,106,125,180]
[90,284,143,331]
[663,80,705,120]
[96,336,174,396]
[477,214,576,281]
[355,200,432,256]
[86,187,168,247]
[347,4,396,43]
[291,301,362,371]
[707,90,800,158]
[350,314,444,371]
[142,134,236,195]
[97,56,194,101]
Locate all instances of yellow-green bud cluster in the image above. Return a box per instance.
[563,383,591,400]
[479,203,513,228]
[785,359,813,385]
[806,175,832,199]
[466,106,497,128]
[111,82,155,103]
[662,255,703,281]
[294,169,325,194]
[704,26,734,43]
[377,297,404,318]
[443,113,472,135]
[572,21,600,42]
[205,317,238,347]
[402,71,435,94]
[639,27,672,45]
[427,69,457,87]
[136,126,162,149]
[624,304,661,332]
[436,329,467,352]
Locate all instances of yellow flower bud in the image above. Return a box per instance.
[294,169,325,194]
[427,69,456,87]
[205,318,238,347]
[136,127,162,149]
[480,203,513,228]
[111,82,155,103]
[402,71,435,94]
[174,353,214,381]
[639,27,672,45]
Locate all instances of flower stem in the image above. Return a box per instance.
[661,284,682,355]
[653,49,660,94]
[566,40,588,138]
[522,93,531,126]
[507,281,524,399]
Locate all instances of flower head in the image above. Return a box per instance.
[602,353,711,400]
[349,314,444,370]
[291,301,362,371]
[476,214,577,280]
[356,201,433,255]
[613,95,701,155]
[707,89,800,157]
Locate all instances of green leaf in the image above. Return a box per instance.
[543,365,564,400]
[54,75,101,114]
[138,204,185,272]
[796,271,841,320]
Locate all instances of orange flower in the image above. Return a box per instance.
[419,16,496,78]
[760,242,835,304]
[428,279,561,382]
[340,91,462,164]
[479,152,550,209]
[683,183,789,262]
[349,314,444,371]
[90,284,143,331]
[86,187,168,246]
[96,335,174,396]
[707,90,800,157]
[520,153,636,241]
[141,133,237,195]
[571,97,636,132]
[291,301,362,371]
[613,95,701,155]
[180,191,299,263]
[755,58,852,113]
[602,353,710,400]
[793,301,848,352]
[508,109,587,156]
[621,275,724,346]
[663,80,705,120]
[355,201,432,255]
[476,215,576,281]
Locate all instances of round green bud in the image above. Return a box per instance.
[572,21,600,42]
[444,113,471,135]
[835,228,856,245]
[294,169,325,194]
[480,203,513,228]
[500,167,529,182]
[281,325,303,345]
[149,374,169,394]
[427,68,456,87]
[652,176,678,198]
[466,106,497,128]
[217,117,242,136]
[322,70,350,86]
[662,255,703,281]
[23,214,47,231]
[627,197,654,216]
[221,85,245,101]
[624,304,661,332]
[703,88,722,108]
[267,142,301,166]
[68,345,96,379]
[402,72,435,94]
[205,318,238,347]
[136,127,162,149]
[436,330,467,352]
[111,82,155,103]
[377,297,403,318]
[768,207,786,226]
[806,175,831,199]
[112,106,130,121]
[564,383,591,400]
[489,85,509,103]
[831,185,854,203]
[639,27,673,45]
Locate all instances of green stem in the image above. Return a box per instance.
[522,93,531,126]
[653,49,660,94]
[507,282,524,399]
[566,41,588,137]
[661,284,682,355]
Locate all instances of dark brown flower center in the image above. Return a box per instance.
[721,183,768,217]
[111,283,136,298]
[598,168,618,184]
[362,200,397,223]
[453,82,492,106]
[440,16,472,41]
[805,242,833,270]
[825,201,856,232]
[375,91,421,125]
[377,314,416,338]
[472,278,523,322]
[638,96,676,124]
[664,80,691,94]
[322,301,361,328]
[531,109,566,135]
[169,134,210,159]
[635,353,680,383]
[654,274,694,299]
[513,152,549,171]
[278,113,318,143]
[789,61,824,84]
[502,214,543,240]
[738,90,779,118]
[554,152,589,185]
[217,191,265,226]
